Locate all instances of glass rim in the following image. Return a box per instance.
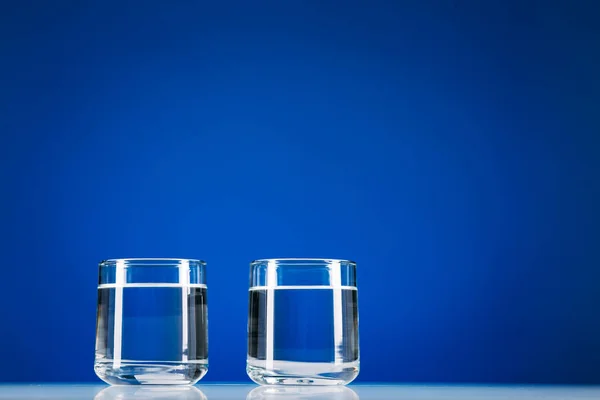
[99,258,206,266]
[250,258,356,266]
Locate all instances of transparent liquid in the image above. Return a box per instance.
[247,286,359,385]
[95,284,208,385]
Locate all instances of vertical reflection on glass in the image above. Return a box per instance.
[247,386,359,400]
[94,386,206,400]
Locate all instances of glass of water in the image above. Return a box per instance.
[247,258,359,385]
[95,258,208,385]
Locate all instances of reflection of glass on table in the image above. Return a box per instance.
[94,386,206,400]
[247,385,359,400]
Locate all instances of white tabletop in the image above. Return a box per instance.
[0,384,599,400]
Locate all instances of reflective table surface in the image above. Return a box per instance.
[0,384,599,400]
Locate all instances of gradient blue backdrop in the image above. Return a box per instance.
[1,0,599,384]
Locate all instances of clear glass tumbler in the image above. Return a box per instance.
[95,258,208,385]
[247,259,359,385]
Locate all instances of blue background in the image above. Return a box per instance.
[1,0,599,384]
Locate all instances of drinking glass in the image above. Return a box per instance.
[95,258,208,385]
[247,258,359,385]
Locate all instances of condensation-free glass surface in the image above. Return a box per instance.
[94,259,208,385]
[247,259,359,385]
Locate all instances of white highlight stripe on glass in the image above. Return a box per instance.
[98,283,207,289]
[112,259,126,370]
[330,260,344,365]
[180,260,189,363]
[265,260,277,371]
[249,285,357,291]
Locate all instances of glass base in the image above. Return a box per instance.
[94,360,208,385]
[246,359,359,386]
